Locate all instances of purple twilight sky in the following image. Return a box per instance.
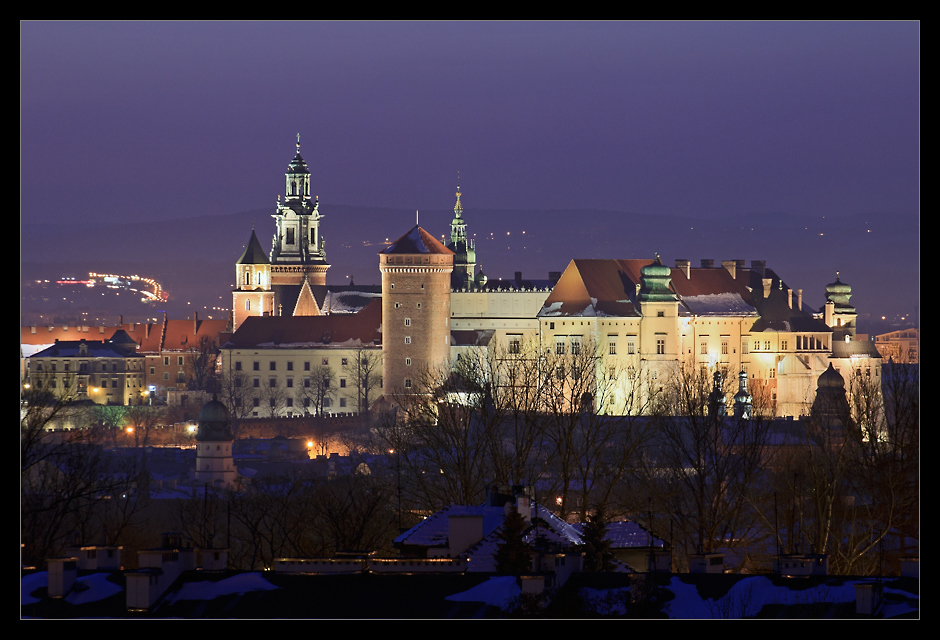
[22,21,918,221]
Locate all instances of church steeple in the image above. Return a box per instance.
[285,133,311,203]
[446,179,476,289]
[451,184,466,244]
[270,135,329,280]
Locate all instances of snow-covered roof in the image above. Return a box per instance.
[573,520,666,549]
[679,293,757,317]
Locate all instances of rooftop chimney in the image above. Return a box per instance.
[762,278,772,298]
[675,259,691,279]
[194,311,199,335]
[787,288,793,309]
[797,289,803,311]
[751,260,766,278]
[701,259,714,268]
[721,260,736,279]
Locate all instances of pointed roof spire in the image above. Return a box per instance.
[237,229,270,265]
[288,134,309,174]
[454,179,463,218]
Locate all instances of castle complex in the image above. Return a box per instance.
[223,137,882,418]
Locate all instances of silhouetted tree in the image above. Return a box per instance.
[494,505,533,574]
[581,506,614,572]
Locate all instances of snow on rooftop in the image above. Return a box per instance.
[680,292,757,316]
[21,571,123,606]
[164,572,280,604]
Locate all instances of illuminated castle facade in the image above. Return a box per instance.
[227,138,880,419]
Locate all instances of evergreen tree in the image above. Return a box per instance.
[581,507,614,572]
[494,505,533,574]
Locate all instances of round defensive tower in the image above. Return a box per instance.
[379,225,454,394]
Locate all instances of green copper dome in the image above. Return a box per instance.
[638,254,676,303]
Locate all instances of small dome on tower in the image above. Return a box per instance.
[817,363,845,390]
[196,398,233,442]
[825,273,852,298]
[641,253,672,279]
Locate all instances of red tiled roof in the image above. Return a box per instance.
[541,258,760,318]
[161,318,229,352]
[381,226,454,256]
[225,299,382,348]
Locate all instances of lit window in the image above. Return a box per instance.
[404,378,412,389]
[570,336,581,356]
[657,338,665,355]
[405,336,411,344]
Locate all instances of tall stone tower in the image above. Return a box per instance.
[232,228,275,331]
[379,226,454,394]
[270,134,330,288]
[446,184,476,289]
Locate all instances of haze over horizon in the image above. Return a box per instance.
[21,21,919,327]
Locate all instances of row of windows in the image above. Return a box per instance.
[238,377,379,390]
[34,361,125,372]
[235,357,371,372]
[245,396,350,409]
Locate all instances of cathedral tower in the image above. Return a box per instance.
[446,184,476,289]
[270,134,330,288]
[380,226,454,394]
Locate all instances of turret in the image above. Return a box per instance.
[823,271,857,339]
[380,226,454,394]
